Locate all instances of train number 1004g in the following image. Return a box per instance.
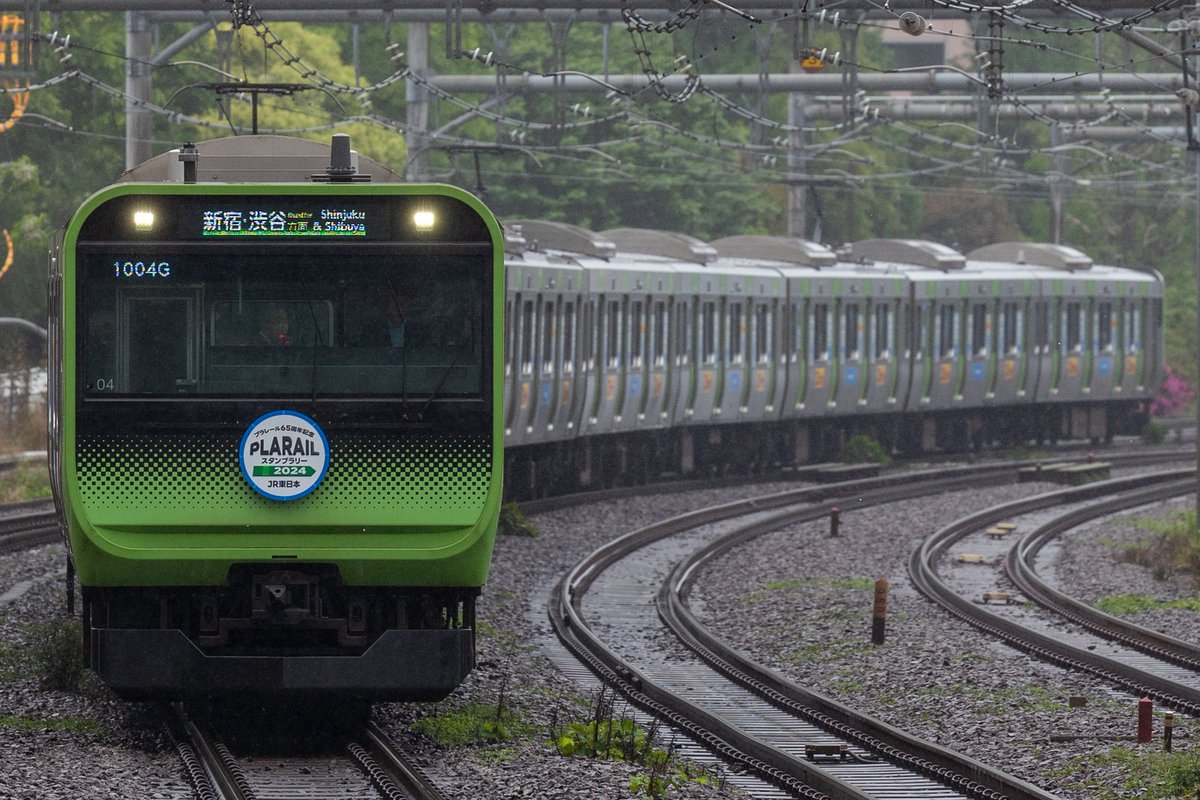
[114,260,171,278]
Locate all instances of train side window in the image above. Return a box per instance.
[938,304,957,358]
[1125,302,1140,354]
[1064,301,1082,353]
[753,302,770,364]
[971,303,987,357]
[1001,302,1019,355]
[542,299,555,374]
[844,303,860,360]
[874,303,891,359]
[676,300,689,365]
[701,301,717,364]
[730,301,744,365]
[1097,301,1113,352]
[520,299,535,376]
[630,300,645,369]
[652,301,667,368]
[504,299,514,377]
[562,301,576,375]
[605,299,622,369]
[583,300,596,369]
[812,302,829,361]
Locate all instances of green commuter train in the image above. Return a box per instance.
[48,136,505,700]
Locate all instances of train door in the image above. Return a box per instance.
[643,298,671,426]
[558,298,581,436]
[721,297,746,419]
[503,294,519,442]
[992,298,1025,404]
[597,295,625,432]
[961,300,990,405]
[742,298,774,420]
[513,295,536,438]
[692,298,719,421]
[903,294,934,410]
[527,295,558,441]
[672,296,694,423]
[927,299,961,408]
[1091,297,1116,397]
[785,297,806,415]
[116,287,201,393]
[1054,297,1085,399]
[1118,296,1144,393]
[831,299,861,412]
[807,299,833,414]
[1031,295,1054,403]
[623,296,648,429]
[583,296,604,433]
[864,297,897,411]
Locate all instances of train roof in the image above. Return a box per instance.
[117,134,403,183]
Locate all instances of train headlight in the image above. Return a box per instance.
[413,209,436,231]
[133,210,155,231]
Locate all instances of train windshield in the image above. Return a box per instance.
[78,249,487,400]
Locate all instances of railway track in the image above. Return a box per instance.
[0,498,57,553]
[171,706,445,800]
[550,463,1064,800]
[912,471,1200,716]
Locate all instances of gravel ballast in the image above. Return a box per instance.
[0,473,1196,799]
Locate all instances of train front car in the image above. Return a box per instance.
[50,182,504,700]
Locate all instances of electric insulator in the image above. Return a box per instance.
[899,12,927,36]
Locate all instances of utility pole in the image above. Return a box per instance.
[405,22,429,182]
[125,10,152,169]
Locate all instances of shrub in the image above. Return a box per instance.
[1150,364,1195,417]
[26,619,86,693]
[498,501,539,537]
[1141,420,1166,445]
[840,434,891,466]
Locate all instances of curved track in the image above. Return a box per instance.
[550,463,1082,800]
[910,470,1200,716]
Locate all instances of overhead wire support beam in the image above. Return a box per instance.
[425,71,1196,94]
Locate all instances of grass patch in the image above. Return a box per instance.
[412,703,534,746]
[1123,510,1200,582]
[26,619,86,693]
[1056,747,1200,800]
[0,460,51,503]
[0,714,103,736]
[550,689,718,798]
[498,502,539,537]
[1095,594,1200,615]
[786,638,871,665]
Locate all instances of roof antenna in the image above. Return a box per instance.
[312,133,370,182]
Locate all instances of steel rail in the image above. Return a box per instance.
[1006,479,1200,671]
[550,463,1047,800]
[662,483,1069,800]
[909,469,1200,717]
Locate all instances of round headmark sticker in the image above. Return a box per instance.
[239,410,331,501]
